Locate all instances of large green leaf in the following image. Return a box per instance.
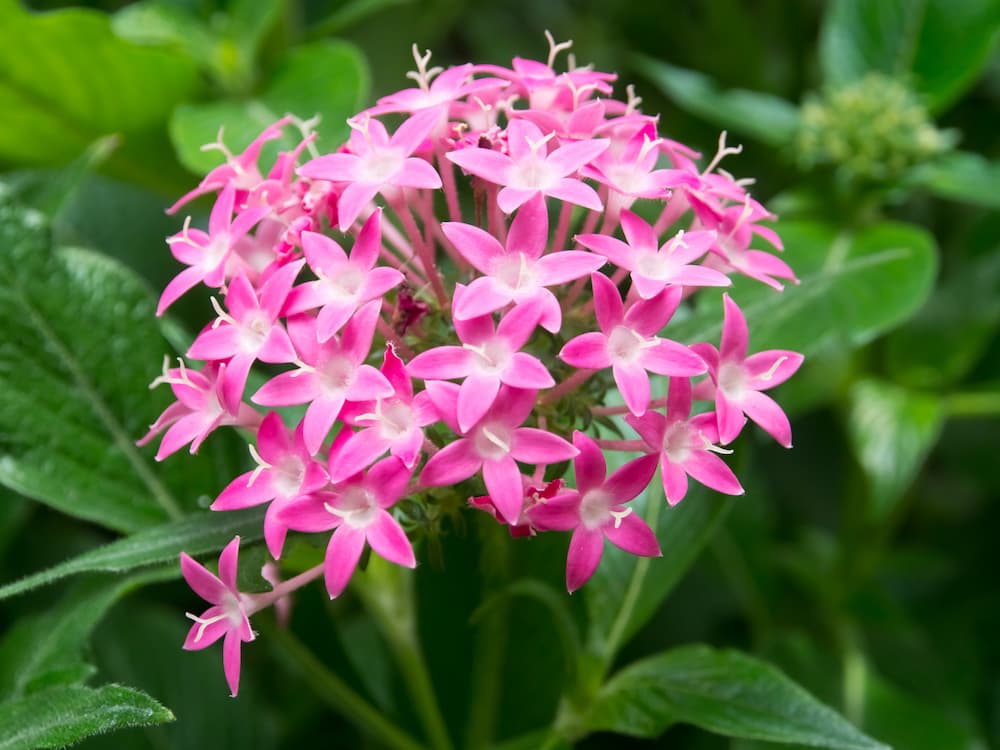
[0,199,183,532]
[588,646,889,749]
[633,55,800,147]
[0,507,266,601]
[670,220,938,357]
[0,3,196,178]
[819,0,1000,112]
[906,151,1000,208]
[846,379,944,521]
[170,41,369,174]
[0,684,172,750]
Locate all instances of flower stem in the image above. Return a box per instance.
[267,626,427,750]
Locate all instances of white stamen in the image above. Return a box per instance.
[702,131,743,176]
[200,126,235,163]
[609,507,633,529]
[698,431,734,454]
[759,356,788,381]
[166,215,194,245]
[638,134,664,162]
[149,356,196,390]
[526,131,557,156]
[544,30,573,70]
[481,426,511,454]
[625,84,642,115]
[246,443,272,487]
[406,44,443,92]
[209,296,238,328]
[186,611,228,643]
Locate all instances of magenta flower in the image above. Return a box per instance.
[583,124,697,200]
[187,261,301,412]
[182,536,254,697]
[691,294,804,447]
[529,432,660,591]
[577,210,727,299]
[560,273,706,415]
[420,384,578,523]
[298,109,442,231]
[284,210,404,341]
[158,183,270,314]
[447,118,609,213]
[407,299,554,432]
[441,195,605,330]
[626,377,743,505]
[212,412,330,557]
[332,344,438,482]
[280,457,416,598]
[252,302,393,455]
[139,360,259,460]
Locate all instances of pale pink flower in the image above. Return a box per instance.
[181,536,254,697]
[279,457,416,598]
[298,109,442,231]
[252,303,393,455]
[446,118,609,213]
[583,123,697,200]
[529,432,660,591]
[441,195,605,330]
[691,294,804,447]
[626,376,743,505]
[559,273,706,416]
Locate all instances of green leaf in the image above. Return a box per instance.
[0,199,183,531]
[0,507,266,601]
[0,684,173,750]
[671,220,938,357]
[589,646,889,749]
[0,4,196,171]
[0,570,173,700]
[170,41,369,174]
[633,55,800,147]
[906,151,1000,208]
[309,0,413,36]
[819,0,1000,112]
[846,379,944,521]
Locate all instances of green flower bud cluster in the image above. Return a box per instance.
[795,73,954,182]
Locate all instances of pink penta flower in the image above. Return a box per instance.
[441,195,605,330]
[158,183,270,314]
[298,109,442,231]
[139,359,259,461]
[279,457,416,598]
[577,210,727,299]
[446,118,609,213]
[332,344,438,482]
[284,210,404,341]
[212,412,330,557]
[626,376,743,505]
[691,294,804,447]
[583,124,697,200]
[253,304,394,455]
[182,536,254,697]
[419,384,578,524]
[529,432,660,591]
[407,298,554,432]
[187,262,302,413]
[470,477,566,537]
[559,273,706,416]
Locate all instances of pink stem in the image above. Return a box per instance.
[539,368,595,405]
[437,152,463,223]
[591,396,669,416]
[390,195,449,307]
[549,199,574,254]
[594,438,646,452]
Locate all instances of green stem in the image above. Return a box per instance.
[354,560,454,750]
[267,626,426,750]
[944,389,1000,417]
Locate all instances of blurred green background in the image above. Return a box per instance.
[1,1,999,749]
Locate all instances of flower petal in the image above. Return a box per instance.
[324,525,367,598]
[566,527,604,592]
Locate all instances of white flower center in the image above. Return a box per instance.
[326,486,378,528]
[579,488,611,529]
[493,253,537,294]
[362,148,404,183]
[718,362,745,399]
[473,422,512,461]
[636,251,671,280]
[466,339,511,376]
[272,455,306,498]
[607,325,647,364]
[320,356,356,396]
[376,400,415,440]
[662,421,691,464]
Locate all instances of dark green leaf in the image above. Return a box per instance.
[633,55,800,147]
[0,684,172,750]
[0,199,184,531]
[589,645,889,749]
[819,0,1000,112]
[0,507,266,601]
[0,4,196,169]
[671,220,938,357]
[170,41,369,174]
[846,379,944,521]
[310,0,413,36]
[906,151,1000,208]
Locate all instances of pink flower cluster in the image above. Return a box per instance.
[145,38,803,695]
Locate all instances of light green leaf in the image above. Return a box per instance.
[633,55,800,147]
[0,199,183,532]
[0,507,266,601]
[170,41,369,174]
[0,570,173,700]
[112,1,216,68]
[906,151,1000,207]
[589,646,889,749]
[0,4,196,170]
[846,379,944,521]
[819,0,1000,112]
[0,684,173,750]
[671,220,938,357]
